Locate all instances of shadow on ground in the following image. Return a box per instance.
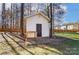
[7,33,79,55]
[27,36,79,55]
[44,36,79,55]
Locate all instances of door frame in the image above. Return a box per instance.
[36,24,42,37]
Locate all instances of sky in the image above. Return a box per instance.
[0,3,79,23]
[64,3,79,23]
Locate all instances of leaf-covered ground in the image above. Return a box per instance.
[0,32,79,55]
[0,33,62,55]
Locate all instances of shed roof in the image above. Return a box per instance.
[24,12,50,22]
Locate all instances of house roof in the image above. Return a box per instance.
[24,12,50,22]
[63,22,79,26]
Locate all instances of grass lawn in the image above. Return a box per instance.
[54,32,79,54]
[55,32,79,40]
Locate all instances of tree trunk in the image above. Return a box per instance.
[47,6,50,18]
[49,3,53,38]
[2,3,5,29]
[20,3,25,41]
[11,4,12,30]
[52,4,55,38]
[50,3,54,38]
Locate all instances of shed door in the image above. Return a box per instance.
[36,24,42,37]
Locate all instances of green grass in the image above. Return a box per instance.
[55,32,79,40]
[54,32,79,54]
[55,32,79,46]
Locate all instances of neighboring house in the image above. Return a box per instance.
[24,12,50,38]
[63,23,79,30]
[54,25,67,30]
[54,22,79,30]
[61,25,67,30]
[54,25,61,30]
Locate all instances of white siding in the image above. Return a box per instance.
[61,26,66,30]
[26,15,50,37]
[67,25,73,30]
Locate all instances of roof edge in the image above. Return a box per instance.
[24,12,50,22]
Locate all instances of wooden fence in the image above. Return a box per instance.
[54,29,79,32]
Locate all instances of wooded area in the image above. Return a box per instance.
[1,3,79,55]
[0,3,66,38]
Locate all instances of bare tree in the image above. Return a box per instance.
[20,3,26,41]
[49,3,54,38]
[48,3,66,38]
[10,3,13,30]
[2,3,6,29]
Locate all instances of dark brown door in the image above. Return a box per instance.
[36,24,42,37]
